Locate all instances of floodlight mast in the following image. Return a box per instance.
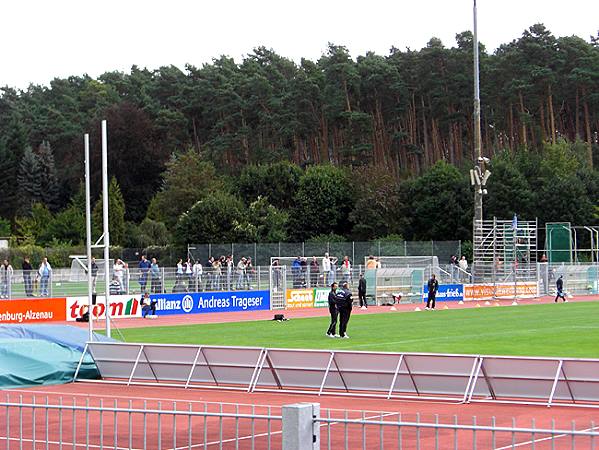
[101,120,111,338]
[473,0,484,224]
[84,134,93,341]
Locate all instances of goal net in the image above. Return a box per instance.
[365,255,439,269]
[69,256,113,282]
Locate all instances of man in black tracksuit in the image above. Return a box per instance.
[358,273,367,308]
[337,282,353,338]
[326,282,339,337]
[426,274,439,310]
[555,275,567,302]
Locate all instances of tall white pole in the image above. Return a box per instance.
[84,134,94,341]
[473,0,483,224]
[102,120,111,338]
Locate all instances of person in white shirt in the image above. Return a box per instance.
[38,257,52,296]
[192,260,203,291]
[341,256,351,284]
[322,253,331,287]
[113,259,124,289]
[458,256,469,282]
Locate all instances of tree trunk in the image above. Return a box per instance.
[548,85,556,144]
[519,91,528,149]
[575,88,581,140]
[582,87,593,168]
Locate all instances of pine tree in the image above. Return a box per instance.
[92,177,126,246]
[35,141,60,211]
[0,117,28,220]
[16,146,43,215]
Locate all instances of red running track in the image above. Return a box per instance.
[2,382,599,449]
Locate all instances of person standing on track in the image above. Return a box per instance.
[326,282,339,337]
[425,274,439,310]
[358,273,367,309]
[337,281,353,338]
[555,275,567,302]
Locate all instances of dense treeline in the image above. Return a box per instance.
[0,24,598,247]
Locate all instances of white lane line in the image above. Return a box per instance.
[170,411,401,450]
[494,425,599,450]
[3,436,136,450]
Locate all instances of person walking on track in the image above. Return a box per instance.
[326,282,339,337]
[337,281,353,338]
[425,274,439,310]
[555,275,567,302]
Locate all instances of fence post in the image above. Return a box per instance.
[282,403,320,450]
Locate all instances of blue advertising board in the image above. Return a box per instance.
[150,290,270,315]
[422,284,464,302]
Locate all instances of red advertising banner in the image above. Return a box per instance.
[0,298,67,323]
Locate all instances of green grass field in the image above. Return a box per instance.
[118,302,599,358]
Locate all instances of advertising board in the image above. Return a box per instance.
[150,290,270,316]
[313,288,329,308]
[285,289,315,309]
[66,295,141,321]
[422,284,464,302]
[464,282,538,300]
[0,298,66,323]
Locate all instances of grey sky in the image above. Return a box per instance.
[2,0,597,89]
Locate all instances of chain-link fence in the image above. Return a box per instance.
[187,240,462,267]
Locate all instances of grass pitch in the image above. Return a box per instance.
[118,302,599,358]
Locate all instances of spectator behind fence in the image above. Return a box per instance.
[109,275,122,295]
[192,259,203,292]
[150,258,161,293]
[236,257,246,289]
[138,255,151,293]
[291,256,301,288]
[113,259,124,288]
[90,257,99,293]
[185,258,193,289]
[322,253,331,286]
[38,257,52,296]
[1,259,14,299]
[225,255,233,290]
[22,257,33,297]
[244,257,253,289]
[365,255,377,270]
[310,256,319,287]
[341,256,351,284]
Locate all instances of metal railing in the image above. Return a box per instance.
[2,394,598,450]
[0,394,282,450]
[0,266,272,299]
[318,412,599,450]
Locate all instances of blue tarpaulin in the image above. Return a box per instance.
[0,324,116,389]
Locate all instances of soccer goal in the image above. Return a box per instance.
[69,255,113,282]
[367,255,439,269]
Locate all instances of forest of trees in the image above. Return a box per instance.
[0,24,598,250]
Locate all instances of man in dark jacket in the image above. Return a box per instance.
[555,275,567,302]
[425,274,439,310]
[358,273,367,309]
[326,282,339,337]
[337,281,353,338]
[22,257,33,296]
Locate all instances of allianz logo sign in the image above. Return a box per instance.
[182,295,194,313]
